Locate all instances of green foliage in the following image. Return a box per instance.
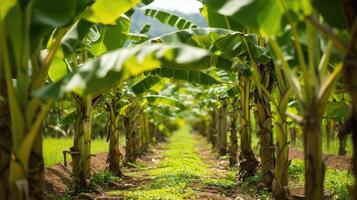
[91,170,122,185]
[32,0,79,27]
[155,68,220,85]
[201,176,236,189]
[205,0,293,36]
[288,160,304,179]
[91,16,131,56]
[312,0,347,29]
[325,170,354,200]
[288,160,354,200]
[36,44,213,99]
[131,9,208,37]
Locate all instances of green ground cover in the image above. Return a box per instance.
[289,160,354,200]
[108,126,236,199]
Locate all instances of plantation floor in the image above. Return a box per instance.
[102,126,254,200]
[45,126,354,199]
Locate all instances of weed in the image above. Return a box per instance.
[288,160,354,199]
[91,170,122,185]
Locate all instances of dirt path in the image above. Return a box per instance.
[100,127,254,200]
[44,128,352,199]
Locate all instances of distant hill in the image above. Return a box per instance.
[130,8,208,38]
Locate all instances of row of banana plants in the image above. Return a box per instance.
[189,0,357,199]
[1,0,357,200]
[0,0,224,199]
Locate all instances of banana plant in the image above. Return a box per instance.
[204,1,347,199]
[104,89,125,177]
[0,0,101,198]
[197,5,278,184]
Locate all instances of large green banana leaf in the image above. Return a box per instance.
[148,28,234,49]
[36,44,213,99]
[148,28,269,64]
[144,95,186,110]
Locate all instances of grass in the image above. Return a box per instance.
[289,160,354,200]
[91,170,122,185]
[43,137,108,167]
[108,126,236,199]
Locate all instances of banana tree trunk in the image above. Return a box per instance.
[325,120,333,152]
[272,94,290,199]
[124,116,136,164]
[148,122,155,144]
[0,78,11,199]
[72,96,92,187]
[228,100,238,167]
[107,103,123,177]
[344,18,357,199]
[217,102,228,156]
[255,63,275,189]
[303,113,325,200]
[140,114,149,153]
[338,129,348,156]
[239,78,258,179]
[108,127,123,177]
[209,111,217,149]
[256,94,275,190]
[352,116,357,200]
[28,134,44,200]
[290,126,297,146]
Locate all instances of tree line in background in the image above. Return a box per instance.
[0,0,357,200]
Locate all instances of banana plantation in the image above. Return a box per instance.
[1,0,357,199]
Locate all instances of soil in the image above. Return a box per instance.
[44,142,352,199]
[289,148,352,170]
[44,152,108,198]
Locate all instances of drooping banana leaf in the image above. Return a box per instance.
[90,15,131,56]
[144,95,186,110]
[131,75,161,95]
[61,19,93,56]
[35,44,213,99]
[154,68,220,85]
[200,4,243,31]
[130,68,220,95]
[148,27,234,49]
[144,8,198,30]
[149,27,270,64]
[147,28,235,69]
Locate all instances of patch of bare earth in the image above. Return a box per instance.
[289,148,351,170]
[44,152,108,198]
[97,143,168,199]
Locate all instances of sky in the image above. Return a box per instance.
[145,0,203,14]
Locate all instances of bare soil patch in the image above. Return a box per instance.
[44,152,108,197]
[289,148,351,170]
